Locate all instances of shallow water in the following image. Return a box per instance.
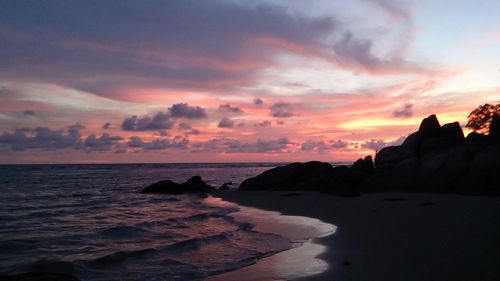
[0,163,335,280]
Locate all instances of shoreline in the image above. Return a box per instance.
[203,196,336,281]
[211,190,500,281]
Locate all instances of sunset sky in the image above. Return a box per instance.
[1,0,499,164]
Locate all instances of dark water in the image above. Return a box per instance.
[0,163,295,280]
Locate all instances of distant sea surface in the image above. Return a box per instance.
[0,163,334,280]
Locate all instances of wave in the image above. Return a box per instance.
[88,248,157,267]
[98,226,151,238]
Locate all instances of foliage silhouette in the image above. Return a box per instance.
[465,103,500,134]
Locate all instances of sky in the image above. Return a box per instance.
[0,0,499,164]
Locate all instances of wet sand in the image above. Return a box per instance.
[211,190,500,281]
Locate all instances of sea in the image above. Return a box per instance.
[0,163,337,281]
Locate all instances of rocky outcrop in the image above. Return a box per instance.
[239,161,335,191]
[371,114,499,194]
[142,176,213,194]
[219,182,233,190]
[239,161,359,195]
[238,114,500,195]
[239,158,377,196]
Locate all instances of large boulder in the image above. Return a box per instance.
[459,145,500,193]
[418,121,464,155]
[364,157,419,192]
[351,155,374,173]
[489,115,500,143]
[416,145,468,193]
[239,161,360,195]
[419,114,442,138]
[142,176,213,194]
[239,161,335,191]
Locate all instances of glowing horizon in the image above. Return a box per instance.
[0,0,499,164]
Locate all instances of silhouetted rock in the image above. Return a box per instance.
[351,155,374,173]
[441,122,465,141]
[239,161,333,191]
[239,161,360,195]
[419,114,441,138]
[419,122,464,155]
[237,114,500,195]
[365,157,419,192]
[219,182,232,190]
[490,115,500,143]
[459,145,500,193]
[142,176,212,194]
[0,272,81,281]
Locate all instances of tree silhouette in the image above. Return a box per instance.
[465,103,500,134]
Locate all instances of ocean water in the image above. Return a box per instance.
[0,163,333,280]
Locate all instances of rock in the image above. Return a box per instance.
[239,161,359,195]
[459,145,500,193]
[142,176,212,194]
[441,122,465,141]
[0,272,81,281]
[418,114,441,138]
[239,161,334,191]
[219,182,232,190]
[351,155,374,173]
[417,144,468,193]
[234,114,500,195]
[489,115,500,143]
[365,157,419,192]
[419,122,464,155]
[375,135,418,169]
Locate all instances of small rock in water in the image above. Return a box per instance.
[219,182,232,190]
[142,176,213,194]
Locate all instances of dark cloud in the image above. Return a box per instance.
[127,136,189,150]
[102,122,111,129]
[362,139,387,151]
[330,139,349,149]
[219,103,242,113]
[392,103,413,118]
[0,124,84,151]
[218,117,235,128]
[115,148,127,154]
[332,31,423,73]
[169,103,207,119]
[270,102,295,118]
[362,136,406,152]
[255,120,272,127]
[84,133,123,151]
[178,122,192,130]
[0,1,338,97]
[301,140,328,151]
[191,137,292,154]
[186,129,201,135]
[121,111,174,131]
[333,32,382,69]
[301,139,348,151]
[178,122,200,135]
[23,109,36,116]
[158,130,169,136]
[253,98,264,106]
[225,137,292,153]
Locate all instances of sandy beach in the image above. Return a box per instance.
[211,190,500,281]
